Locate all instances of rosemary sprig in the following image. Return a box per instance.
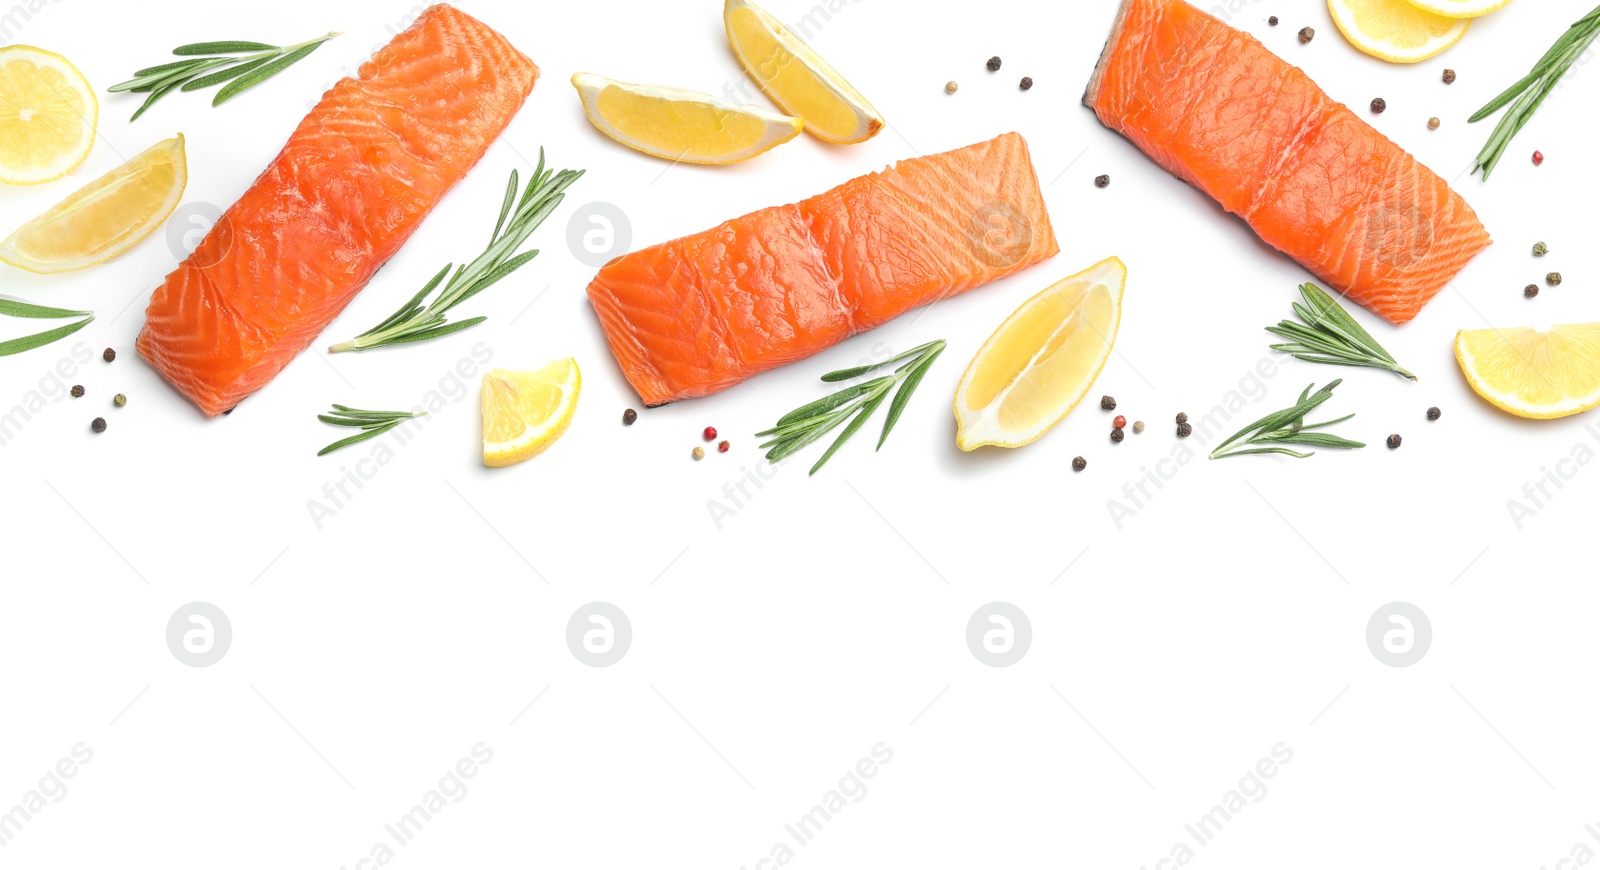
[1210,380,1364,460]
[108,31,341,121]
[316,405,426,456]
[756,339,946,475]
[1468,5,1600,179]
[1266,283,1414,381]
[329,152,583,353]
[0,298,94,357]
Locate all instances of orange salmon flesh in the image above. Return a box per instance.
[137,4,538,417]
[1084,0,1490,324]
[586,132,1059,406]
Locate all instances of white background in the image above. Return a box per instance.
[3,0,1599,866]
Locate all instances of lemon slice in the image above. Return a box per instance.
[482,358,581,467]
[954,257,1127,451]
[1329,0,1470,63]
[1455,324,1600,419]
[1403,0,1512,18]
[724,0,883,144]
[572,72,802,165]
[0,46,97,185]
[0,135,185,274]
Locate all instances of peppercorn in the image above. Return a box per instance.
[692,446,705,461]
[622,408,638,425]
[1428,117,1440,130]
[1132,420,1145,434]
[1298,26,1315,44]
[1175,411,1188,425]
[1268,15,1278,25]
[718,440,730,453]
[1533,242,1549,257]
[1100,395,1117,410]
[113,394,127,408]
[102,347,116,363]
[1072,456,1087,472]
[1548,272,1563,286]
[944,80,958,94]
[1370,98,1386,114]
[703,426,718,441]
[1177,421,1193,438]
[70,385,84,398]
[986,56,1002,71]
[1110,428,1125,443]
[91,417,106,433]
[1019,77,1033,91]
[1442,69,1456,84]
[1533,150,1545,166]
[1094,174,1110,188]
[1427,406,1441,421]
[1525,284,1539,298]
[1386,433,1402,449]
[1113,414,1126,429]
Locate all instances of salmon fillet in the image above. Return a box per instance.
[587,132,1058,406]
[1084,0,1490,324]
[137,4,537,416]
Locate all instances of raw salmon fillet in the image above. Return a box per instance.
[1084,0,1490,324]
[587,132,1058,405]
[138,4,537,416]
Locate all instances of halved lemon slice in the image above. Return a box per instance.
[572,72,802,165]
[0,135,186,274]
[482,358,581,467]
[1403,0,1512,18]
[955,257,1126,451]
[1329,0,1470,63]
[0,45,97,185]
[1455,323,1600,419]
[724,0,883,144]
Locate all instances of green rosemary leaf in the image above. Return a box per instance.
[820,339,945,382]
[317,421,401,456]
[174,40,280,55]
[376,317,488,345]
[0,298,92,319]
[878,341,944,449]
[1211,446,1315,460]
[316,405,425,455]
[131,58,210,78]
[130,77,188,121]
[492,170,519,243]
[213,41,323,106]
[181,56,276,91]
[0,316,94,357]
[811,386,892,475]
[359,265,452,339]
[768,378,891,430]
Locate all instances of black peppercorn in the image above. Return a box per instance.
[1094,174,1110,188]
[1177,421,1193,438]
[1427,406,1441,421]
[1370,97,1386,114]
[91,417,106,433]
[1386,434,1402,449]
[1442,69,1456,84]
[1268,15,1278,25]
[1019,76,1033,91]
[1525,284,1539,298]
[986,56,1001,71]
[70,385,84,398]
[1175,411,1188,424]
[102,347,116,362]
[1072,456,1087,472]
[622,408,638,426]
[1100,395,1117,411]
[1298,26,1315,44]
[1111,427,1125,443]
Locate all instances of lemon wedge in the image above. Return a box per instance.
[1455,324,1600,419]
[0,45,97,185]
[1403,0,1512,18]
[482,358,581,467]
[724,0,883,144]
[1329,0,1470,63]
[0,135,186,274]
[572,72,802,165]
[955,257,1127,451]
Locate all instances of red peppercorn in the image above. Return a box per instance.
[703,426,718,441]
[1533,150,1544,166]
[1113,415,1126,429]
[718,440,730,453]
